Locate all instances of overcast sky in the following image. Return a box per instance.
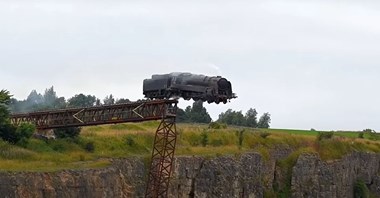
[1,0,380,131]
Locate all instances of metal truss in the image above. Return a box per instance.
[10,99,178,130]
[145,116,177,198]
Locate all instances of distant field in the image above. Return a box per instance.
[0,121,379,171]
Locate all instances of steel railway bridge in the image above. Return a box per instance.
[10,99,178,198]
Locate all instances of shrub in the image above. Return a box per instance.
[84,142,95,152]
[317,132,334,141]
[48,139,81,152]
[237,129,244,147]
[363,129,375,133]
[200,131,208,147]
[259,132,271,139]
[15,123,35,147]
[353,179,369,198]
[208,122,227,129]
[26,139,54,152]
[54,127,81,139]
[358,132,364,139]
[125,135,135,146]
[0,123,35,146]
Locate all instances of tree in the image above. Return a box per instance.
[95,98,101,106]
[176,101,212,123]
[0,89,12,104]
[68,94,96,108]
[43,86,58,106]
[103,94,115,105]
[0,89,12,125]
[258,113,271,128]
[188,101,212,123]
[14,123,35,146]
[218,109,245,126]
[0,90,35,145]
[115,98,130,104]
[53,97,67,109]
[176,108,188,122]
[245,108,258,127]
[26,90,43,105]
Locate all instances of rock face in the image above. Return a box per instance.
[0,151,379,198]
[291,152,380,198]
[169,154,264,198]
[0,159,146,198]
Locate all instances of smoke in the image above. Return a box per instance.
[207,63,222,76]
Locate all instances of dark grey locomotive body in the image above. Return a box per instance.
[143,72,236,104]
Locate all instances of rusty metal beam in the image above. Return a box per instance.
[10,99,177,130]
[145,116,177,198]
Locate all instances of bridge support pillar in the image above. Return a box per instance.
[145,116,177,198]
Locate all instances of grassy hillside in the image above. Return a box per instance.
[0,121,379,171]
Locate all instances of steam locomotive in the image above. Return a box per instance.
[143,72,236,104]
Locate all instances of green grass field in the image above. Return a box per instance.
[0,121,379,171]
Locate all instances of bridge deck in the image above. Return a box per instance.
[10,99,178,130]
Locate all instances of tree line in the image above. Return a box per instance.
[9,86,130,113]
[177,100,271,128]
[8,86,271,129]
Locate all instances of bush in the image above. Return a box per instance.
[363,129,375,133]
[208,122,227,129]
[317,132,334,141]
[259,132,271,139]
[358,132,364,139]
[0,123,35,146]
[48,139,81,152]
[49,140,70,152]
[237,129,244,147]
[15,123,35,147]
[84,142,95,153]
[354,179,369,198]
[54,127,81,139]
[200,131,208,147]
[125,135,135,146]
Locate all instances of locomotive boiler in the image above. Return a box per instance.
[143,72,236,104]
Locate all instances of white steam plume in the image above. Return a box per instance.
[207,63,222,76]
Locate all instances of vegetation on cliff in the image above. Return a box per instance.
[0,121,379,171]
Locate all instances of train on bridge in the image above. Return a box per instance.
[143,72,236,104]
